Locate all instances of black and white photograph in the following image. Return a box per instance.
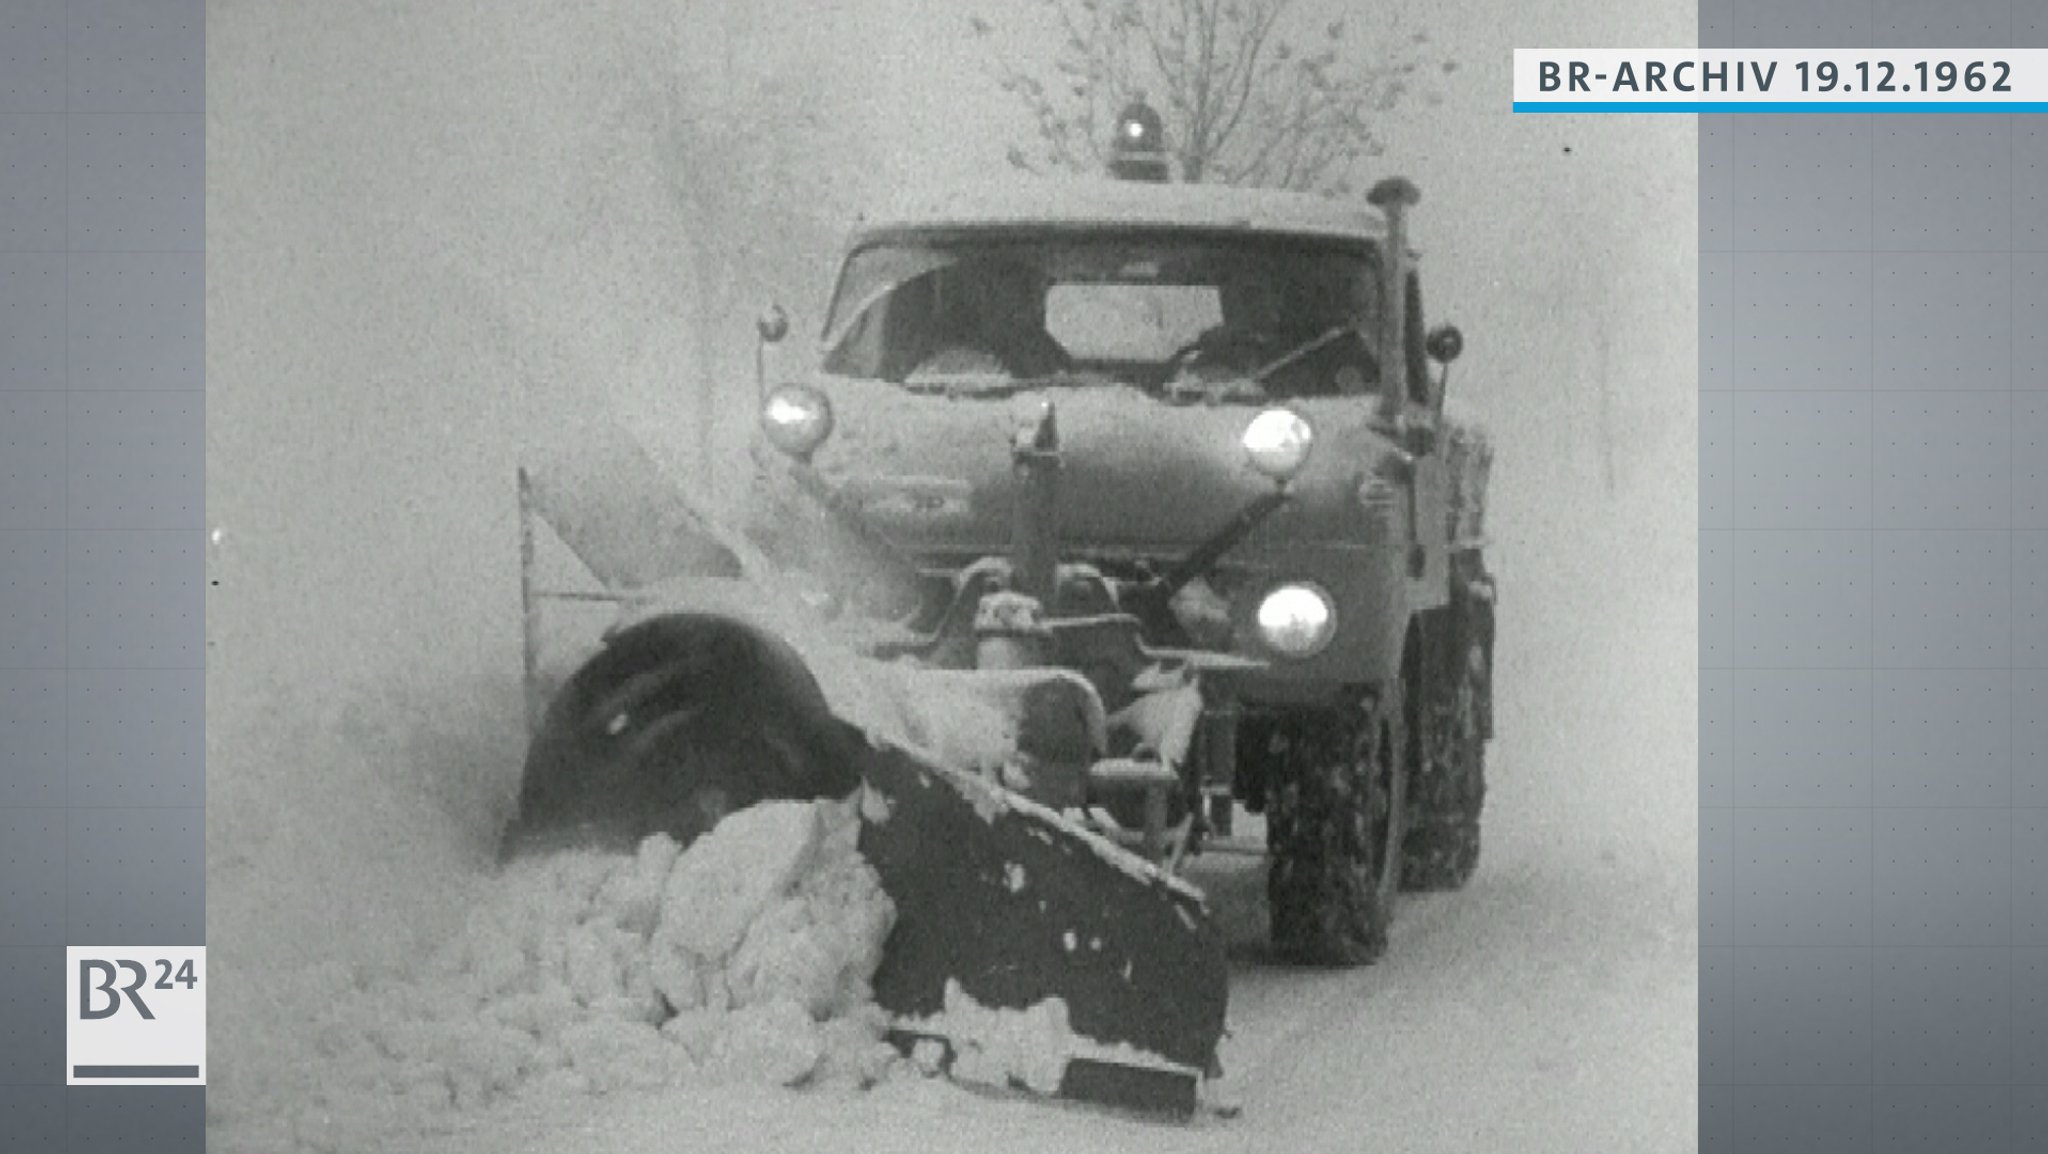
[204,1,1699,1150]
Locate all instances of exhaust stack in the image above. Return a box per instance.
[1367,177,1421,422]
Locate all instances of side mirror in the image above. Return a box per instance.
[1425,324,1463,365]
[755,304,791,402]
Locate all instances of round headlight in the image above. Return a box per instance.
[761,385,834,459]
[1255,582,1337,658]
[1242,408,1314,481]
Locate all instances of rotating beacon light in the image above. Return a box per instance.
[1108,98,1171,182]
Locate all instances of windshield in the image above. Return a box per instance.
[821,230,1385,400]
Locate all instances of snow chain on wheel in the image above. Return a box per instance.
[1263,682,1407,966]
[1401,624,1488,892]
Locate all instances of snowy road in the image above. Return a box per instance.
[360,801,1693,1154]
[346,873,1689,1154]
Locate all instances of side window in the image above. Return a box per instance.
[1404,272,1429,405]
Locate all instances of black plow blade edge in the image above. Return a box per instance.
[882,1030,1201,1118]
[854,739,1230,1117]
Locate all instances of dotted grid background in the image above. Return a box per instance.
[1701,1,2048,1151]
[0,1,204,1150]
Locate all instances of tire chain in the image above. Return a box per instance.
[1263,688,1401,966]
[1400,635,1486,892]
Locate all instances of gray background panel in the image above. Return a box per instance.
[2015,813,2047,946]
[1870,0,2011,47]
[2018,948,2048,1080]
[1717,0,1870,48]
[0,947,64,1084]
[65,116,203,252]
[1871,118,2010,252]
[66,0,204,114]
[1723,393,1872,527]
[67,253,204,390]
[2011,531,2048,662]
[1871,1085,2015,1154]
[2016,395,2048,526]
[2010,121,2047,248]
[1875,391,1998,528]
[0,1086,66,1149]
[0,0,65,113]
[1718,530,1874,667]
[1729,946,1874,1082]
[64,809,203,947]
[1871,530,2010,668]
[2017,670,2048,804]
[65,531,202,668]
[0,532,65,667]
[1871,668,2010,807]
[1729,808,1873,946]
[1727,121,1872,251]
[0,253,66,387]
[1871,946,2011,1084]
[0,116,65,250]
[0,0,207,1147]
[1726,253,1875,387]
[0,392,66,529]
[1871,253,2010,391]
[0,670,64,807]
[1729,669,1873,807]
[1869,810,2012,941]
[0,809,65,943]
[66,391,203,530]
[1700,664,1733,803]
[65,669,201,807]
[1728,1083,1877,1152]
[1702,0,2035,1147]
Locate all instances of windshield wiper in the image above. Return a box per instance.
[1159,325,1368,405]
[1250,324,1359,384]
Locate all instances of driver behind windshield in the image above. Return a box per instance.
[910,258,1072,381]
[1177,267,1377,398]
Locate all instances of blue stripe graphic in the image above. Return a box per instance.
[1514,101,2048,113]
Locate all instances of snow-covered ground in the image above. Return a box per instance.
[206,0,1697,1150]
[204,484,1695,1153]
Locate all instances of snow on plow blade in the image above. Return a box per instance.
[510,423,1230,1117]
[856,741,1228,1116]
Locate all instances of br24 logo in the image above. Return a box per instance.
[78,957,198,1020]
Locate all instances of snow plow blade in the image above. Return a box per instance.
[855,741,1228,1116]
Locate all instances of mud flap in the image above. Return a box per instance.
[854,739,1229,1117]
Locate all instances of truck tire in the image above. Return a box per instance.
[1400,619,1487,892]
[1262,682,1407,966]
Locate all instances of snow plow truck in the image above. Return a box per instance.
[501,105,1497,1117]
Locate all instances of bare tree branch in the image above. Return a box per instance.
[975,0,1450,192]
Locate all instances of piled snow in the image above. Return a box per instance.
[208,799,903,1154]
[902,979,1205,1101]
[907,982,1075,1097]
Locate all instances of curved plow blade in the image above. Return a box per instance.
[855,740,1230,1117]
